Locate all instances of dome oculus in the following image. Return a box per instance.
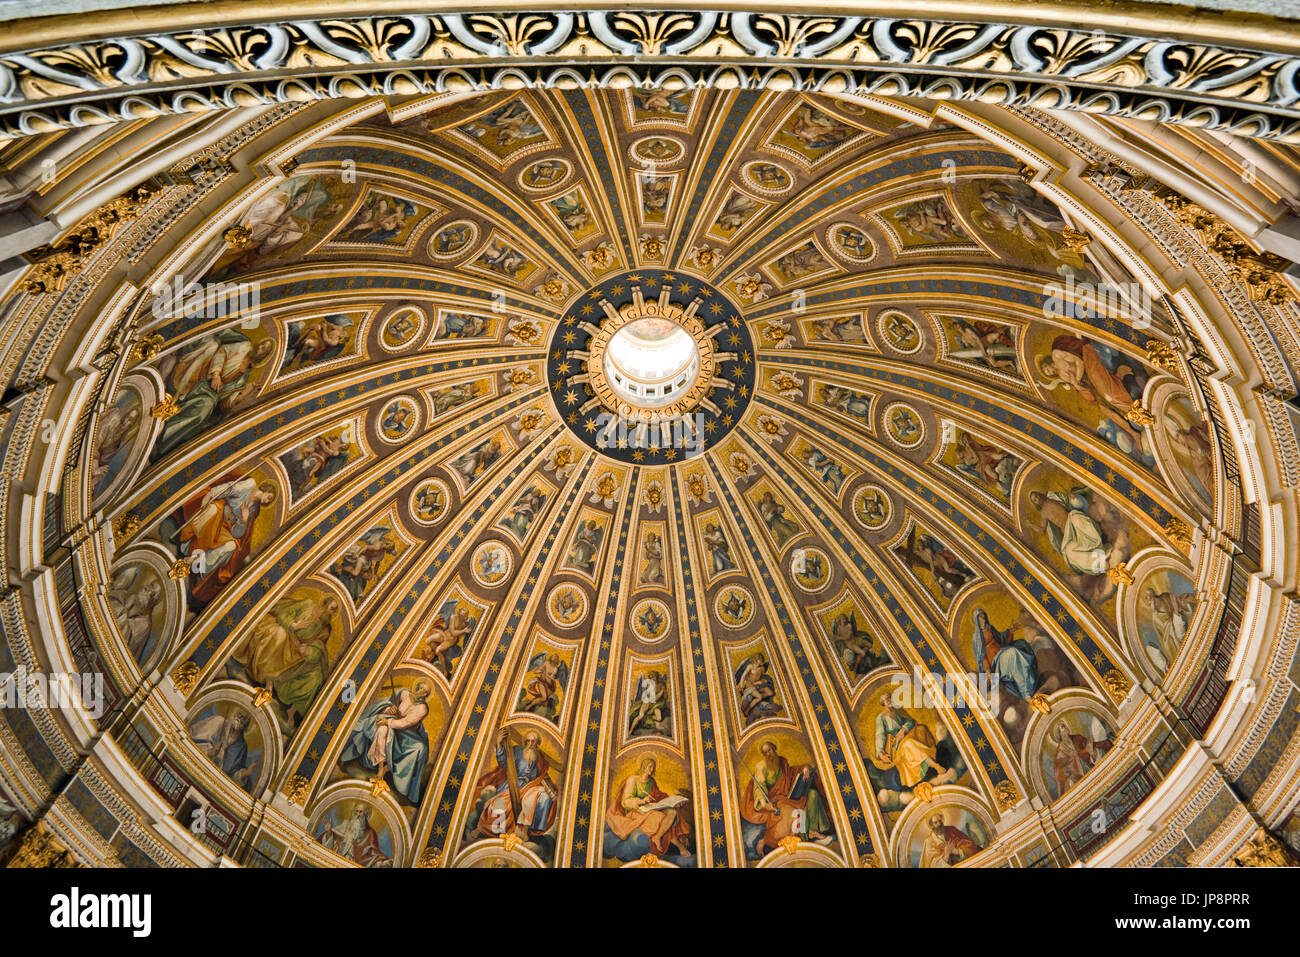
[547,269,755,464]
[603,318,700,408]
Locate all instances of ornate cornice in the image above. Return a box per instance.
[3,63,1299,867]
[3,10,1300,141]
[0,819,79,868]
[1013,106,1300,397]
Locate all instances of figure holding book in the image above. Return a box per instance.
[604,757,693,859]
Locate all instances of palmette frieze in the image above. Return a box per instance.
[4,12,1300,140]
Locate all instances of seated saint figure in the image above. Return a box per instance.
[188,706,258,792]
[338,680,432,804]
[971,608,1040,702]
[740,741,834,859]
[603,757,694,860]
[873,695,944,788]
[318,805,392,867]
[471,729,558,840]
[919,812,983,868]
[229,593,339,730]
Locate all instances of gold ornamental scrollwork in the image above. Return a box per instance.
[1124,401,1155,428]
[1158,193,1294,304]
[111,512,141,539]
[1145,338,1181,374]
[6,15,1300,142]
[995,780,1021,811]
[151,393,180,420]
[223,224,252,248]
[1102,669,1132,704]
[1106,562,1135,587]
[539,277,567,301]
[1060,227,1090,252]
[1164,517,1194,550]
[128,333,165,364]
[2,821,79,869]
[21,184,156,294]
[282,775,310,805]
[170,661,200,695]
[1231,827,1298,867]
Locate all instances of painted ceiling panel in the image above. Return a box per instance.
[4,83,1279,872]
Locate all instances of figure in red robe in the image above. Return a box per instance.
[919,812,983,867]
[740,741,834,857]
[472,729,558,839]
[1051,722,1113,796]
[351,821,391,868]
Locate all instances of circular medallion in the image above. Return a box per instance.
[878,311,923,355]
[852,485,893,531]
[379,307,425,352]
[411,479,450,526]
[471,540,513,587]
[714,584,755,628]
[547,583,589,628]
[741,160,794,196]
[883,402,926,449]
[629,135,685,168]
[546,269,754,464]
[826,222,875,263]
[790,546,832,594]
[518,157,573,193]
[630,598,672,642]
[428,219,480,260]
[379,396,420,443]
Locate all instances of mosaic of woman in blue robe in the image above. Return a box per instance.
[971,608,1040,704]
[339,680,432,804]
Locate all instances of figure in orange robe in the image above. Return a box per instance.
[605,757,693,857]
[171,474,276,608]
[473,729,557,839]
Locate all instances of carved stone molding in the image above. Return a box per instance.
[1015,105,1300,397]
[2,12,1300,141]
[0,819,79,868]
[20,184,157,295]
[1231,827,1300,866]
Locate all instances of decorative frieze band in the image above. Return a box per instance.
[3,12,1300,140]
